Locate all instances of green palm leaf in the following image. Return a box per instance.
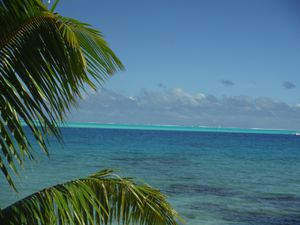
[0,169,182,225]
[0,0,124,189]
[0,1,181,224]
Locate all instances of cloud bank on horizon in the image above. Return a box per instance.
[68,88,300,130]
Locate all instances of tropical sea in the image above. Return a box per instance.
[1,123,300,225]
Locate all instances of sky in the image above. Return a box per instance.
[56,0,300,129]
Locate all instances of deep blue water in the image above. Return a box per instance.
[1,127,300,225]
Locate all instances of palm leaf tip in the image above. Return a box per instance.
[0,169,183,225]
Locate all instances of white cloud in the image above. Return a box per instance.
[68,88,300,129]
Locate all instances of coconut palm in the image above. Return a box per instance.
[0,0,181,224]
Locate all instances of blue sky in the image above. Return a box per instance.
[57,0,300,129]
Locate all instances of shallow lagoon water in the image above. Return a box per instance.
[1,124,300,224]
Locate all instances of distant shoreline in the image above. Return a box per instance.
[54,122,298,135]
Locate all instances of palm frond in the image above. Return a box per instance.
[0,169,182,225]
[58,16,124,82]
[0,0,124,189]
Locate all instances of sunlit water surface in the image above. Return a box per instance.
[1,125,300,225]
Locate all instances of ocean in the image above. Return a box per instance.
[1,124,300,225]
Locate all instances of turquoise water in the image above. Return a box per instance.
[63,122,299,135]
[1,124,300,224]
